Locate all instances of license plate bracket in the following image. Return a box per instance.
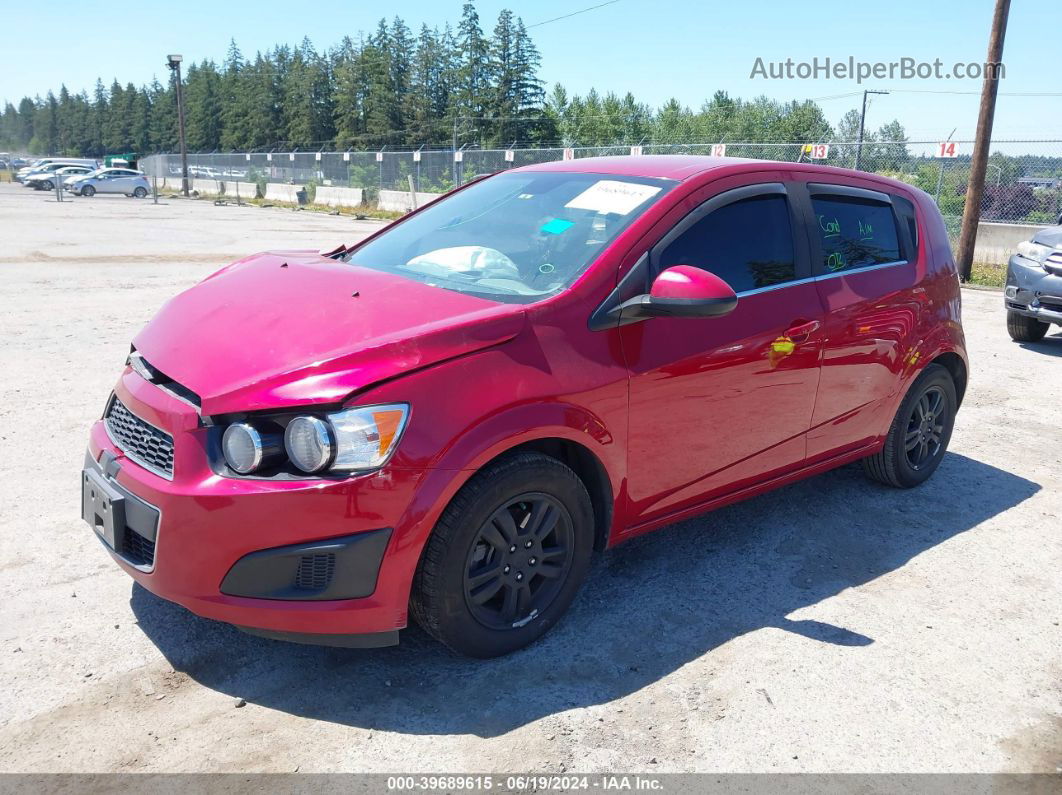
[82,467,126,551]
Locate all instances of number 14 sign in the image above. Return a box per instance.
[937,141,958,158]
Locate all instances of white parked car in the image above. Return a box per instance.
[65,168,151,198]
[25,165,94,191]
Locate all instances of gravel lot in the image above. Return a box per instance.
[0,183,1058,774]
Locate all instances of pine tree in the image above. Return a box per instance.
[453,2,489,139]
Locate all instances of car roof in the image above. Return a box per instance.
[513,154,922,195]
[517,155,741,181]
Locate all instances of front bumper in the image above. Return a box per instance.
[1005,255,1062,326]
[85,368,431,644]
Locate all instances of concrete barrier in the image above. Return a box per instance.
[229,181,259,200]
[192,178,222,196]
[974,221,1050,265]
[314,186,364,208]
[264,183,303,204]
[377,189,444,213]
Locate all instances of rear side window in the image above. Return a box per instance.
[811,196,901,273]
[657,195,796,292]
[892,194,919,258]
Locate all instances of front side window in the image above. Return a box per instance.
[344,172,674,304]
[811,196,901,273]
[657,194,797,292]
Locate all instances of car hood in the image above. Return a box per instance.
[1032,226,1062,249]
[133,250,527,415]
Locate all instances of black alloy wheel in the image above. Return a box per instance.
[463,494,575,630]
[411,452,594,657]
[904,385,947,471]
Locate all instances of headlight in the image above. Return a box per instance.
[1016,240,1052,264]
[327,404,409,471]
[284,416,335,473]
[223,422,283,474]
[283,404,409,474]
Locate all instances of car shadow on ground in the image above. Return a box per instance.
[131,452,1039,738]
[1019,332,1062,357]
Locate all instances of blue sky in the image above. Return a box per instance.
[2,0,1059,145]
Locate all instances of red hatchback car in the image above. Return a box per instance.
[83,156,967,657]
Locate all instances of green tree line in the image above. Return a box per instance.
[0,2,896,157]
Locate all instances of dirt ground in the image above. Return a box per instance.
[0,183,1058,774]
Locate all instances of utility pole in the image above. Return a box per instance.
[854,89,889,171]
[167,54,189,197]
[957,0,1011,282]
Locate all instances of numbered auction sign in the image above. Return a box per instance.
[808,144,829,160]
[376,152,384,162]
[937,141,958,158]
[266,153,272,161]
[413,150,422,162]
[711,143,727,157]
[630,146,643,157]
[343,152,350,162]
[454,151,464,162]
[563,148,575,161]
[315,152,321,162]
[289,152,295,161]
[505,150,515,162]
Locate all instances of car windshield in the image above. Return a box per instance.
[343,171,674,303]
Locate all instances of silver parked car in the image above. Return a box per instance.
[1005,225,1062,342]
[66,168,151,198]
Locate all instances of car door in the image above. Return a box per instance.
[109,170,134,193]
[796,181,922,462]
[620,180,824,528]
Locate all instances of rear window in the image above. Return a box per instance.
[811,196,901,273]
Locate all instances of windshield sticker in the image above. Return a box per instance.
[565,180,662,216]
[540,218,575,235]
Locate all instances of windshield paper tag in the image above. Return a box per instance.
[540,218,575,235]
[565,180,662,216]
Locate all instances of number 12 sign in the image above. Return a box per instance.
[937,141,958,158]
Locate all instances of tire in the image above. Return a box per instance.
[863,363,957,488]
[133,186,148,198]
[411,452,594,658]
[41,180,53,191]
[1006,310,1049,342]
[81,185,95,197]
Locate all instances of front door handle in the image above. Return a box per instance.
[785,320,821,342]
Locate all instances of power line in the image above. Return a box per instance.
[527,1,621,29]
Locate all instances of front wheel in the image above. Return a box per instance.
[81,185,96,197]
[1007,310,1049,342]
[133,186,148,198]
[41,180,54,191]
[863,363,957,488]
[411,452,594,658]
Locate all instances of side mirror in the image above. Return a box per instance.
[610,265,738,322]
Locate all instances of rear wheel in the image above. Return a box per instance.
[41,179,54,191]
[1007,310,1050,342]
[133,186,148,198]
[411,452,594,658]
[81,185,95,197]
[863,363,957,488]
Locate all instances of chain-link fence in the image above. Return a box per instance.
[141,140,1062,235]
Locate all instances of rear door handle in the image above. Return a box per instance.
[785,320,821,342]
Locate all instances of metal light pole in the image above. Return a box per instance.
[854,89,889,171]
[167,54,189,197]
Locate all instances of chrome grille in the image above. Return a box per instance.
[105,397,174,478]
